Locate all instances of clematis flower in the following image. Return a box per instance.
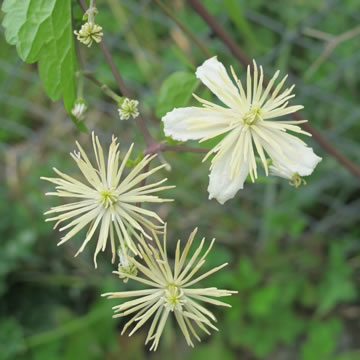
[162,57,322,204]
[41,132,174,267]
[74,22,103,47]
[118,98,140,121]
[103,226,237,351]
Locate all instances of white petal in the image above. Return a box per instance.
[257,126,322,176]
[208,147,249,204]
[282,139,322,176]
[162,106,233,142]
[195,57,242,109]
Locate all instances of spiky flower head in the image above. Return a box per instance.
[163,57,322,204]
[103,226,237,351]
[74,22,103,47]
[41,132,174,267]
[118,98,140,121]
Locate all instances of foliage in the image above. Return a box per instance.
[0,0,360,359]
[1,0,85,131]
[156,71,199,117]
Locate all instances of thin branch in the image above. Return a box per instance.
[187,0,360,179]
[98,42,131,97]
[304,25,360,78]
[153,0,210,58]
[303,28,333,42]
[84,72,121,101]
[144,141,208,155]
[83,72,208,155]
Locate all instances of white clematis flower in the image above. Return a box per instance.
[41,132,174,267]
[103,226,237,351]
[162,57,322,204]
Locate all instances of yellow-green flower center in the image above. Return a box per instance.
[243,106,262,126]
[164,284,184,311]
[99,189,118,208]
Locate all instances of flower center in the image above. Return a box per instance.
[164,284,185,311]
[99,189,118,208]
[243,106,262,126]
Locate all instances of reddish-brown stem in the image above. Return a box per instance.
[98,42,130,97]
[143,142,208,155]
[161,144,208,154]
[77,0,154,146]
[76,1,213,158]
[153,0,210,58]
[187,0,360,178]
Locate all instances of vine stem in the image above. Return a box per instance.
[160,144,208,154]
[78,0,208,157]
[77,0,154,147]
[84,72,121,101]
[83,71,210,155]
[187,0,360,178]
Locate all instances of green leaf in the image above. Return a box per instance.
[317,243,356,314]
[2,0,87,132]
[156,71,199,118]
[336,351,360,360]
[235,256,261,290]
[189,335,235,360]
[301,318,342,360]
[0,318,26,360]
[248,284,279,317]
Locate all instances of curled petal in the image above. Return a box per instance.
[269,163,293,179]
[281,139,322,176]
[195,57,242,109]
[257,127,322,176]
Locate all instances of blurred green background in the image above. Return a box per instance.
[1,0,360,359]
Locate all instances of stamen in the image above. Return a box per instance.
[164,284,185,311]
[289,173,307,188]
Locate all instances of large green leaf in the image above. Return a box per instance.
[156,71,199,118]
[2,0,86,131]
